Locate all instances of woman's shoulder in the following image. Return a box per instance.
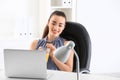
[32,39,39,45]
[30,39,39,50]
[63,38,74,46]
[30,38,45,50]
[32,38,46,43]
[58,36,70,45]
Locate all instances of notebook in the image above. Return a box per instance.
[4,49,47,79]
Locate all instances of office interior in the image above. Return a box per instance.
[0,0,120,74]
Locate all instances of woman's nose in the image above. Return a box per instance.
[53,25,59,30]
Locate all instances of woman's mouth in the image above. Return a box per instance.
[52,30,59,34]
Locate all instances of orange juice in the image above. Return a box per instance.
[46,53,49,62]
[46,48,50,62]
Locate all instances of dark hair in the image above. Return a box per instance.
[42,10,67,38]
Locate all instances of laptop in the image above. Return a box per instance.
[4,49,47,79]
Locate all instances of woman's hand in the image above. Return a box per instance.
[46,41,74,72]
[46,43,56,58]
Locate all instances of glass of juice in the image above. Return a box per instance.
[46,48,50,62]
[39,47,49,62]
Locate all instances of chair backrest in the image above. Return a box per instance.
[60,21,91,73]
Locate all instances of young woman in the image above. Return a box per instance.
[30,11,74,72]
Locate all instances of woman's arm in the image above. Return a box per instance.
[46,41,74,72]
[51,50,74,72]
[30,40,38,50]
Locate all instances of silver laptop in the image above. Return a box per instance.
[4,49,47,79]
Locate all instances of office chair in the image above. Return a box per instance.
[60,21,91,73]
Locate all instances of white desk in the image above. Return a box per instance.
[0,69,120,80]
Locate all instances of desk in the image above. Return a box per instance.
[0,69,120,80]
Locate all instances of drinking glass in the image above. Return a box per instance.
[46,48,50,62]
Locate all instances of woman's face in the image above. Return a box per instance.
[48,15,66,38]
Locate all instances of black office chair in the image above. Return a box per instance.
[60,21,91,73]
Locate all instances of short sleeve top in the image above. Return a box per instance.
[36,36,65,70]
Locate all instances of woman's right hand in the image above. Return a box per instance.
[46,43,56,58]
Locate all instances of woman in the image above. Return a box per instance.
[30,11,74,72]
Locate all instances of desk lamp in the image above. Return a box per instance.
[54,41,80,80]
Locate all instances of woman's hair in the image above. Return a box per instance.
[42,10,67,38]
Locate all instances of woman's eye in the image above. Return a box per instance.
[52,23,55,25]
[59,25,63,27]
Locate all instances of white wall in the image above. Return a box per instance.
[0,0,40,68]
[0,0,39,40]
[77,0,120,73]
